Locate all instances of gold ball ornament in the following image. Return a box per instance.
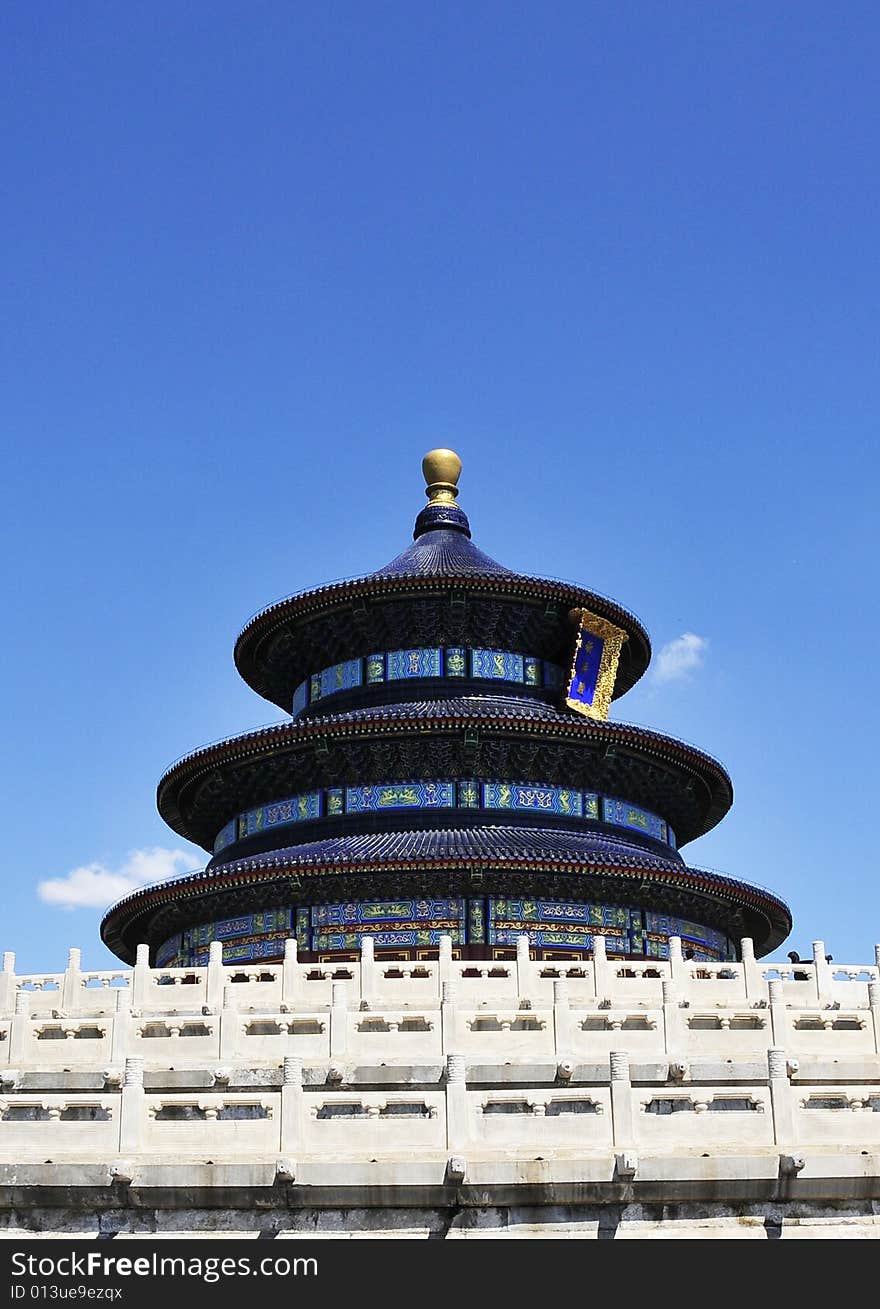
[422,448,462,504]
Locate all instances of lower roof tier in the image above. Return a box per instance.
[100,825,791,963]
[157,696,733,851]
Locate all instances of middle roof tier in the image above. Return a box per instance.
[158,694,733,853]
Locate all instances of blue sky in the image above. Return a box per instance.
[2,2,878,971]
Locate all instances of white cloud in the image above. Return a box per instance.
[652,632,709,684]
[38,847,203,911]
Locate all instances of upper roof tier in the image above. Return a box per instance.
[235,449,652,712]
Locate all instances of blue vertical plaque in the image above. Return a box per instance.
[564,609,628,721]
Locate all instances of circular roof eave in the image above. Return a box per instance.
[100,837,791,964]
[233,570,652,708]
[156,702,733,850]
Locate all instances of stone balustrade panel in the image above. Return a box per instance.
[569,1009,665,1057]
[451,1008,556,1056]
[142,972,207,1011]
[141,1092,280,1154]
[680,1013,773,1057]
[794,1086,880,1145]
[301,1090,446,1154]
[526,967,596,1005]
[603,966,666,1003]
[680,966,748,1003]
[291,967,357,1010]
[130,1021,221,1062]
[635,1088,774,1150]
[466,1087,613,1151]
[17,1020,112,1066]
[0,1096,118,1157]
[371,964,440,1003]
[784,1013,875,1057]
[345,1011,442,1059]
[220,970,284,1011]
[449,964,519,1001]
[236,1013,330,1061]
[13,979,65,1014]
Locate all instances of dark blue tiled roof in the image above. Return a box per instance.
[374,528,513,578]
[211,824,683,875]
[306,693,578,727]
[103,829,792,959]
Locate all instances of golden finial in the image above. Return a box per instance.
[422,448,462,506]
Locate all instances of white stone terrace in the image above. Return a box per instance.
[0,933,877,1182]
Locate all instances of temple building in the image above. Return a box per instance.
[102,451,790,968]
[5,452,880,1241]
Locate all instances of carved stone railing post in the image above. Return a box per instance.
[0,954,15,1017]
[516,934,534,1006]
[609,1050,635,1148]
[62,948,82,1012]
[206,941,224,1012]
[869,982,880,1056]
[768,979,789,1047]
[553,979,572,1056]
[10,990,29,1063]
[132,944,151,1009]
[280,1055,303,1153]
[438,935,453,992]
[812,940,832,1004]
[445,1053,469,1153]
[668,936,686,989]
[740,937,763,1000]
[662,979,682,1056]
[360,936,376,1006]
[441,982,458,1055]
[219,984,238,1059]
[591,934,610,998]
[768,1047,795,1147]
[330,982,348,1059]
[281,938,302,1009]
[119,1057,145,1153]
[110,987,131,1062]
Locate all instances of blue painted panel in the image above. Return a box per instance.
[291,679,309,718]
[156,935,181,967]
[345,781,455,812]
[481,782,584,816]
[470,648,525,681]
[602,797,667,843]
[445,647,467,677]
[313,928,464,951]
[263,792,322,829]
[490,899,631,929]
[319,658,362,698]
[214,818,238,854]
[365,653,386,683]
[644,912,729,954]
[490,927,620,950]
[543,661,564,690]
[245,807,264,836]
[312,899,465,928]
[387,648,442,679]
